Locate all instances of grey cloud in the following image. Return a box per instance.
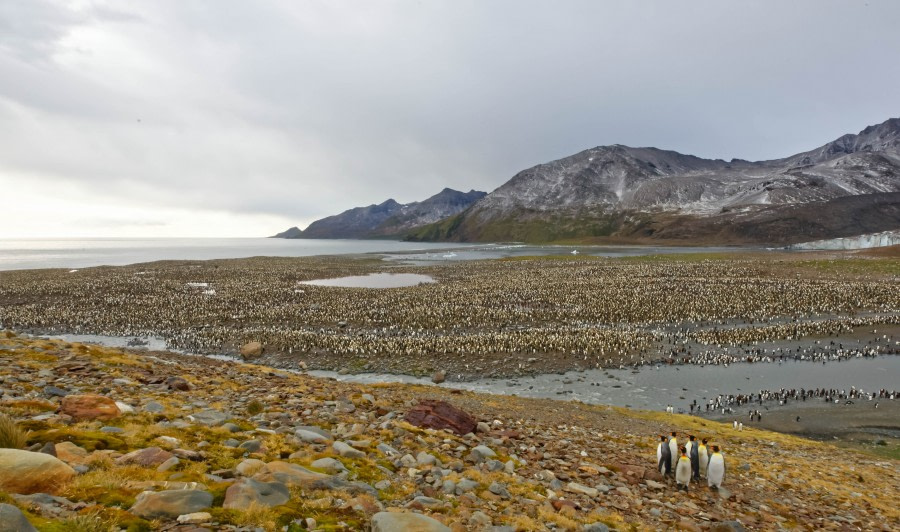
[1,0,899,231]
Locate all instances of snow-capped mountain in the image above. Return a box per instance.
[408,117,900,245]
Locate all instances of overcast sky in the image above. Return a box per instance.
[2,0,899,238]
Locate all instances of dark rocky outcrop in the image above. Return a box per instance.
[273,188,486,239]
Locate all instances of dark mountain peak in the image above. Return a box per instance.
[274,187,486,239]
[271,226,303,238]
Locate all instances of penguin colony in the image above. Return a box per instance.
[0,256,897,378]
[703,386,898,414]
[657,433,725,492]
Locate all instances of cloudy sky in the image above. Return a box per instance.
[2,0,899,238]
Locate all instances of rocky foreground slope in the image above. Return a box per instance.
[409,118,900,244]
[1,331,897,531]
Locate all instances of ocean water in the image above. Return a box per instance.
[0,238,755,271]
[0,238,465,271]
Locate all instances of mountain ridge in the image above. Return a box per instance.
[408,117,900,245]
[274,188,486,239]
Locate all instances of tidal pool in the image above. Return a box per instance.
[299,272,436,288]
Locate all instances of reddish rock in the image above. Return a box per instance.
[614,463,646,480]
[551,499,580,512]
[404,400,477,436]
[58,394,120,421]
[166,376,191,391]
[116,447,174,467]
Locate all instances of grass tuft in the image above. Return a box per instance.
[0,413,27,449]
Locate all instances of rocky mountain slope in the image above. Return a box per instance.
[274,188,486,239]
[408,118,900,245]
[1,331,897,530]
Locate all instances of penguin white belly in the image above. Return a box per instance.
[707,455,725,487]
[657,444,662,465]
[699,448,709,477]
[675,457,692,486]
[669,440,678,469]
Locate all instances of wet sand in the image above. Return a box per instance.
[704,397,900,455]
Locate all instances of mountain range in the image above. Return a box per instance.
[273,188,486,239]
[278,117,900,245]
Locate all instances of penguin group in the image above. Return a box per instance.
[656,432,725,492]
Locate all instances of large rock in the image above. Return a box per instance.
[223,478,290,510]
[370,512,451,532]
[240,341,264,359]
[0,503,37,532]
[253,461,334,489]
[54,442,88,465]
[404,400,477,436]
[58,394,120,421]
[0,449,75,495]
[187,409,228,427]
[116,447,174,467]
[129,489,213,519]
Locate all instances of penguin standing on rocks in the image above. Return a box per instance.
[698,438,709,479]
[657,435,672,476]
[707,445,726,489]
[675,446,692,491]
[688,435,700,480]
[668,431,679,473]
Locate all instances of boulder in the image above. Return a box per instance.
[235,458,267,477]
[0,503,37,532]
[404,400,477,436]
[116,447,174,467]
[177,512,212,524]
[223,478,290,510]
[311,457,346,474]
[166,376,191,391]
[129,489,213,519]
[58,395,120,421]
[0,449,75,495]
[253,461,333,489]
[187,409,228,427]
[431,370,446,384]
[370,512,451,532]
[54,442,88,465]
[709,522,747,532]
[296,429,331,444]
[333,441,365,458]
[240,341,264,359]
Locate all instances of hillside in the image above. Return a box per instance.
[1,332,897,530]
[408,118,900,244]
[274,188,486,239]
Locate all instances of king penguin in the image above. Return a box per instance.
[657,435,671,476]
[688,435,699,480]
[675,446,692,491]
[698,438,709,479]
[668,431,678,473]
[707,445,726,489]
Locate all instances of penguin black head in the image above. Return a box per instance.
[702,438,708,444]
[712,445,720,452]
[689,435,695,441]
[671,431,677,437]
[660,435,667,442]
